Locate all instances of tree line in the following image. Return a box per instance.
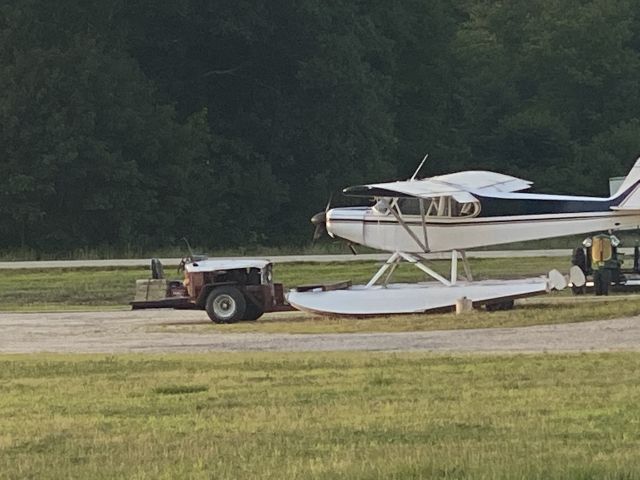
[2,0,640,252]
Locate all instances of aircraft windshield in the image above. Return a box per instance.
[396,196,479,218]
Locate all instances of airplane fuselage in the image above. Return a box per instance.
[326,192,640,253]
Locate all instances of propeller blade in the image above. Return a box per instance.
[312,224,325,243]
[325,193,333,213]
[348,243,357,255]
[310,194,333,243]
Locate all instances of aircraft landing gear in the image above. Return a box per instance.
[365,250,473,288]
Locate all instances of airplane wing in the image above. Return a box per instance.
[433,171,532,193]
[343,170,531,202]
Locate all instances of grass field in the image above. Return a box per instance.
[1,352,639,479]
[0,257,568,311]
[3,257,639,478]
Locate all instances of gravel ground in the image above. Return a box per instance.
[1,309,639,354]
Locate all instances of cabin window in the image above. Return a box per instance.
[396,196,479,218]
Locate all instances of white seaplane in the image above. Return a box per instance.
[287,157,640,315]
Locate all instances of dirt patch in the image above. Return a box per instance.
[1,309,639,354]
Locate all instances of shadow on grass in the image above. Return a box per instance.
[152,384,209,395]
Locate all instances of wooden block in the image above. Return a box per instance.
[134,279,168,302]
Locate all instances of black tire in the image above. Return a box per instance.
[485,300,514,312]
[571,285,585,295]
[243,301,264,321]
[499,299,515,310]
[205,286,246,323]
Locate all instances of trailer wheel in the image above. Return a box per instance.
[243,301,264,321]
[485,300,514,312]
[205,286,246,323]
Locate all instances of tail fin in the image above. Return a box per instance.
[611,157,640,210]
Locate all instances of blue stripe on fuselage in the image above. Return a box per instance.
[476,178,640,217]
[475,196,611,217]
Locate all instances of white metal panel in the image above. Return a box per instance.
[342,211,640,252]
[362,170,532,199]
[185,259,270,273]
[450,191,477,203]
[434,171,532,192]
[287,279,549,315]
[366,179,460,197]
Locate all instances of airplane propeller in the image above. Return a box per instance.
[311,194,358,255]
[311,194,332,243]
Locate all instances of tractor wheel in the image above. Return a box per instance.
[205,286,246,323]
[243,302,264,321]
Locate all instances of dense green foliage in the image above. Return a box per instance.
[1,353,640,478]
[3,0,640,251]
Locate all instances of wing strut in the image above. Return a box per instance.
[397,252,452,285]
[419,198,430,251]
[460,250,474,281]
[366,252,401,287]
[386,200,429,253]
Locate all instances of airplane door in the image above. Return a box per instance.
[363,202,395,251]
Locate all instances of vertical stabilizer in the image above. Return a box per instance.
[612,157,640,209]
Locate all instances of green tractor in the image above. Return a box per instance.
[571,233,640,295]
